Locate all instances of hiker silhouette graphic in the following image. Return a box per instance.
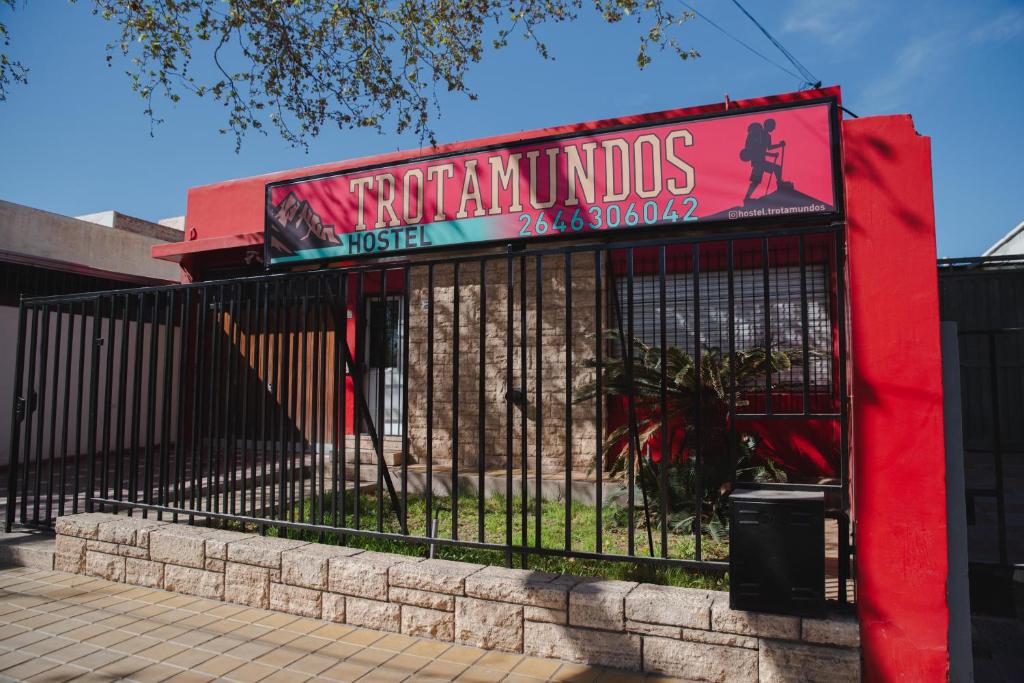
[740,118,793,203]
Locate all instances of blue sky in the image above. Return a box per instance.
[1,0,1022,257]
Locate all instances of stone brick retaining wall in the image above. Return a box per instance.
[55,513,860,682]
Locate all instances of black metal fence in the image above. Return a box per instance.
[938,255,1024,570]
[6,225,851,601]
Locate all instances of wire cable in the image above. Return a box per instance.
[676,0,805,84]
[727,0,820,89]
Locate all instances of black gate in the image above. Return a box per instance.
[939,255,1024,582]
[5,226,853,602]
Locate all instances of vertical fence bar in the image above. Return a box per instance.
[74,301,87,514]
[174,289,191,521]
[129,293,146,516]
[505,250,514,566]
[58,303,75,519]
[191,287,209,521]
[313,278,325,528]
[354,272,364,529]
[273,280,285,527]
[240,288,253,517]
[564,253,573,552]
[402,266,411,530]
[299,279,311,523]
[478,259,487,543]
[658,246,669,558]
[205,288,222,518]
[515,256,526,565]
[594,251,603,554]
[20,305,38,522]
[534,255,543,552]
[693,244,703,561]
[625,250,636,556]
[338,274,348,533]
[425,264,435,540]
[101,299,118,514]
[376,269,386,532]
[45,303,64,524]
[5,302,28,532]
[32,304,51,523]
[289,280,302,524]
[453,263,461,542]
[260,282,270,520]
[114,296,130,511]
[224,285,239,520]
[834,232,851,602]
[159,290,175,520]
[85,299,102,514]
[144,292,160,518]
[762,238,773,415]
[799,236,811,413]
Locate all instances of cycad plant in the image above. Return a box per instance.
[576,332,805,540]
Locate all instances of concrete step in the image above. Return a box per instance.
[0,531,55,570]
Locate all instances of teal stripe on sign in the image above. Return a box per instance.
[270,216,516,263]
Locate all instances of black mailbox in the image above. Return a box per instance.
[729,489,825,617]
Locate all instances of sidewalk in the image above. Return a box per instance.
[0,567,686,683]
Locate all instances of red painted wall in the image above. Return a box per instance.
[844,114,950,681]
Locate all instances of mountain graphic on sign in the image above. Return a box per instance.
[267,192,341,257]
[705,185,834,221]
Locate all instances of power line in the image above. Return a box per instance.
[676,0,806,84]
[727,0,820,89]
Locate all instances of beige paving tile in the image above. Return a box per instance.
[0,628,50,650]
[193,654,248,677]
[455,667,503,683]
[198,634,249,654]
[256,629,303,647]
[286,653,339,676]
[110,635,166,656]
[593,670,649,683]
[437,644,487,666]
[162,670,217,683]
[168,627,218,648]
[510,657,564,680]
[255,613,300,629]
[380,653,430,675]
[209,604,250,619]
[308,623,353,640]
[547,664,604,682]
[344,647,394,668]
[136,641,190,663]
[504,675,546,683]
[414,658,469,681]
[372,633,418,653]
[0,657,61,680]
[0,649,36,671]
[261,669,312,683]
[161,648,216,670]
[71,648,131,672]
[403,639,452,659]
[91,651,151,679]
[255,645,307,669]
[25,663,90,682]
[355,667,406,682]
[474,651,524,673]
[83,628,135,649]
[312,640,362,660]
[317,661,374,682]
[226,638,277,661]
[124,662,181,683]
[22,635,78,656]
[61,623,112,642]
[338,629,384,647]
[46,642,102,664]
[231,624,274,640]
[223,661,278,683]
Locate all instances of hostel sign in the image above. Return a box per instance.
[265,98,841,265]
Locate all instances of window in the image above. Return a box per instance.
[615,263,834,392]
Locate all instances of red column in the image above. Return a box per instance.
[844,114,950,681]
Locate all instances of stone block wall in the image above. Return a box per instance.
[55,513,860,682]
[405,253,600,474]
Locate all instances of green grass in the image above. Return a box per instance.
[258,492,729,591]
